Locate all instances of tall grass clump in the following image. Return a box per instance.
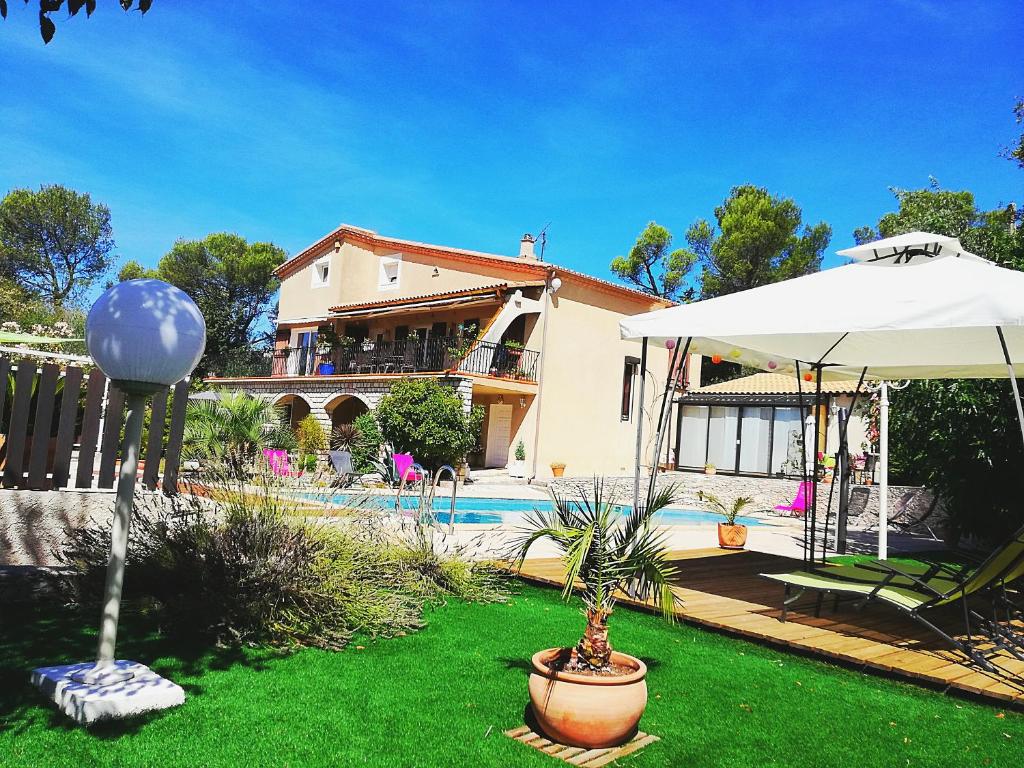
[60,459,506,651]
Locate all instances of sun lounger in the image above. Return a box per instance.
[762,528,1024,670]
[328,450,357,488]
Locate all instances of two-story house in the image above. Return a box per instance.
[207,224,673,478]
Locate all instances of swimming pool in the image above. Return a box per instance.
[314,492,763,527]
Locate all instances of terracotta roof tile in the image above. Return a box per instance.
[690,372,864,395]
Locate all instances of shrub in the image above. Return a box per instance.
[375,378,478,469]
[60,468,506,650]
[351,412,382,473]
[890,379,1024,542]
[295,414,327,457]
[331,422,361,451]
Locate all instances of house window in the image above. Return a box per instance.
[621,357,639,421]
[378,253,402,291]
[312,256,331,288]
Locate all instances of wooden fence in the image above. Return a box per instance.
[0,356,190,493]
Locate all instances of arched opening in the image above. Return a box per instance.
[273,393,311,431]
[327,394,369,431]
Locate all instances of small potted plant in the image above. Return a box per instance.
[503,339,524,374]
[509,439,526,479]
[316,329,339,375]
[704,462,716,476]
[550,461,566,477]
[512,482,680,749]
[818,453,836,483]
[697,491,755,549]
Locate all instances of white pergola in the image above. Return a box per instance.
[620,232,1024,564]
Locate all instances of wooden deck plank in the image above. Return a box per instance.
[515,548,1024,708]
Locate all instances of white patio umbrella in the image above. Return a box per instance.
[620,232,1024,563]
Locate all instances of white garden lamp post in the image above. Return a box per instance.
[31,279,205,724]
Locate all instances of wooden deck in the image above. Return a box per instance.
[515,548,1024,708]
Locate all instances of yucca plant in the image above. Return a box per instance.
[696,491,754,525]
[511,480,681,671]
[330,422,362,451]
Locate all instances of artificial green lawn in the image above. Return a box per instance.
[2,583,1022,767]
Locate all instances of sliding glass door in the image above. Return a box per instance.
[738,407,771,473]
[678,406,709,468]
[677,402,808,477]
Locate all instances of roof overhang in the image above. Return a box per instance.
[275,224,674,309]
[328,284,524,320]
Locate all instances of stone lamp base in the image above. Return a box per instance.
[31,660,185,725]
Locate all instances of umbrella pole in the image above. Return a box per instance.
[795,362,807,566]
[647,337,688,505]
[810,366,823,564]
[632,338,649,512]
[997,327,1024,448]
[878,380,890,560]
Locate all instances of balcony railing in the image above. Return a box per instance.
[215,337,540,382]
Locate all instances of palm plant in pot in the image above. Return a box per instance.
[697,491,754,549]
[511,481,680,749]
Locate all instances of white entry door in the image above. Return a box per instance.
[485,404,513,468]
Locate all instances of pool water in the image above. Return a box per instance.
[316,493,762,527]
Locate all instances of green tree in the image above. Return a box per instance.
[685,185,831,299]
[610,222,697,302]
[0,184,115,308]
[374,378,481,469]
[1003,99,1024,169]
[854,180,1023,269]
[121,233,287,378]
[860,183,1024,541]
[0,1,153,44]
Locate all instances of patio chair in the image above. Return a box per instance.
[392,452,422,484]
[328,450,357,488]
[263,448,291,477]
[761,526,1024,670]
[774,482,812,517]
[399,341,420,373]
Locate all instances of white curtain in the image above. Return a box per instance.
[678,405,709,467]
[706,406,738,472]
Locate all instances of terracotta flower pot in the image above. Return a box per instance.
[717,522,748,549]
[528,648,648,749]
[550,463,566,477]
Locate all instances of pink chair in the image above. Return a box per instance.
[392,453,422,484]
[775,481,812,517]
[263,449,291,477]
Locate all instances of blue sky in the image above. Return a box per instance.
[0,1,1020,298]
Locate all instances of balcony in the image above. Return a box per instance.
[215,337,539,382]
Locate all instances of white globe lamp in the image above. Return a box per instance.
[73,280,205,687]
[86,279,206,393]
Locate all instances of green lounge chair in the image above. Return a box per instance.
[762,528,1024,671]
[815,528,1024,624]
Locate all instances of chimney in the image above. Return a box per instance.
[519,233,537,259]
